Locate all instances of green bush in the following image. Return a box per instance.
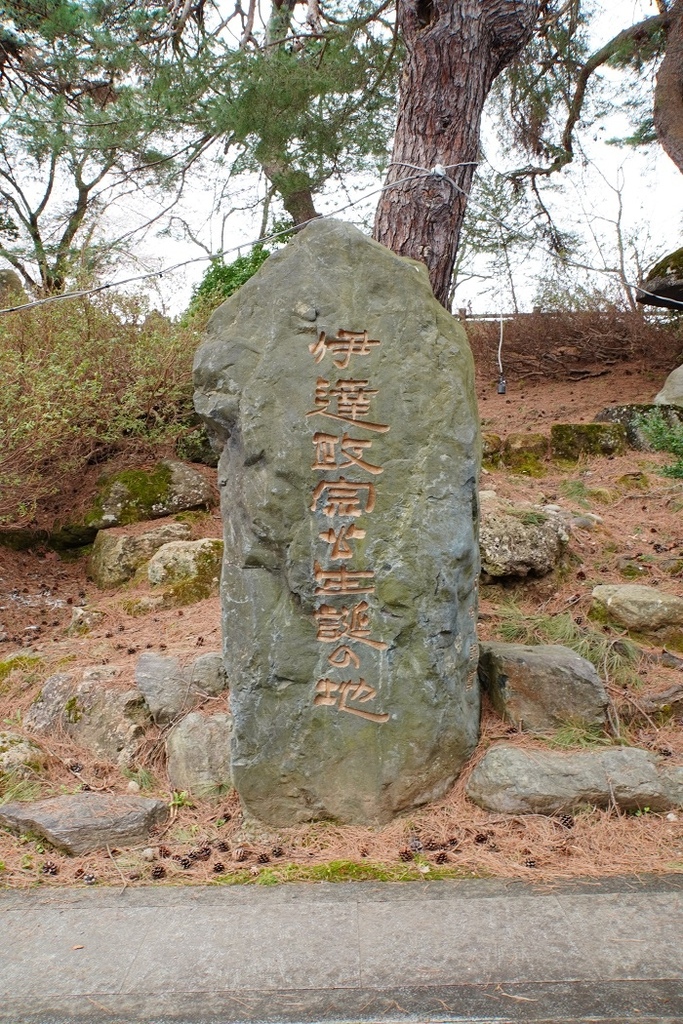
[0,293,199,527]
[636,408,683,478]
[184,245,271,322]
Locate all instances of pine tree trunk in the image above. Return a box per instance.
[654,0,683,176]
[374,0,538,307]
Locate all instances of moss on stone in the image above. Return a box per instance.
[161,543,223,606]
[502,433,548,476]
[550,423,627,462]
[0,654,42,683]
[85,463,174,528]
[646,246,683,282]
[64,696,82,724]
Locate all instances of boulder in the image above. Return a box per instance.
[655,366,683,408]
[134,651,227,724]
[466,745,683,814]
[550,422,626,461]
[481,432,503,467]
[592,584,683,631]
[594,403,683,449]
[0,793,168,854]
[479,499,569,578]
[637,247,683,309]
[65,606,104,636]
[24,667,151,767]
[54,460,215,545]
[0,731,44,777]
[502,432,548,475]
[146,538,223,604]
[478,642,608,733]
[88,521,192,588]
[166,712,232,797]
[193,217,481,826]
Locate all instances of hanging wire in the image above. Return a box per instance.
[1,162,680,316]
[0,171,431,316]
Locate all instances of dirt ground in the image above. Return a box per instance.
[1,360,682,888]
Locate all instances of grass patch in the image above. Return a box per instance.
[0,771,43,806]
[212,859,478,885]
[496,606,641,686]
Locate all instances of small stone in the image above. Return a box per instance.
[134,651,227,725]
[592,584,683,631]
[127,780,141,794]
[480,501,569,578]
[141,847,155,862]
[478,641,608,733]
[467,745,683,815]
[0,793,168,854]
[88,521,192,589]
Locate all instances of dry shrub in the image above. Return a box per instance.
[467,308,683,382]
[0,294,201,528]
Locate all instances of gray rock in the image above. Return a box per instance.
[592,584,683,631]
[479,501,569,578]
[134,651,227,724]
[0,731,44,777]
[166,712,232,797]
[594,403,683,449]
[478,642,608,733]
[24,668,151,767]
[466,745,683,814]
[193,217,481,826]
[88,460,214,531]
[88,521,192,588]
[0,793,168,854]
[66,606,104,635]
[550,422,626,461]
[147,538,223,589]
[655,365,683,407]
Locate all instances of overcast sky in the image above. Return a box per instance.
[103,0,681,317]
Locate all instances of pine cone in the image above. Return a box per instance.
[215,840,230,853]
[179,857,192,870]
[271,846,284,858]
[232,847,247,862]
[213,862,225,874]
[83,873,96,885]
[474,832,489,845]
[192,846,212,862]
[524,858,537,868]
[434,851,448,865]
[42,861,58,876]
[157,845,172,859]
[151,865,166,880]
[559,814,575,830]
[398,848,413,862]
[424,839,441,851]
[257,852,270,864]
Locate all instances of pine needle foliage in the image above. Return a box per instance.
[496,606,641,687]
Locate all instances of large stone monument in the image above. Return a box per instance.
[193,219,480,825]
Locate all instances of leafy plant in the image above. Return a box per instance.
[636,409,683,478]
[184,245,272,322]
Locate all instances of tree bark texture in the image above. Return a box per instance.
[654,0,683,176]
[374,0,538,307]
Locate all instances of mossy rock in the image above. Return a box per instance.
[594,404,683,450]
[550,423,626,462]
[482,432,503,468]
[48,460,215,549]
[147,539,224,607]
[502,433,549,476]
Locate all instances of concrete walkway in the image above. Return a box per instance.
[1,875,682,1024]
